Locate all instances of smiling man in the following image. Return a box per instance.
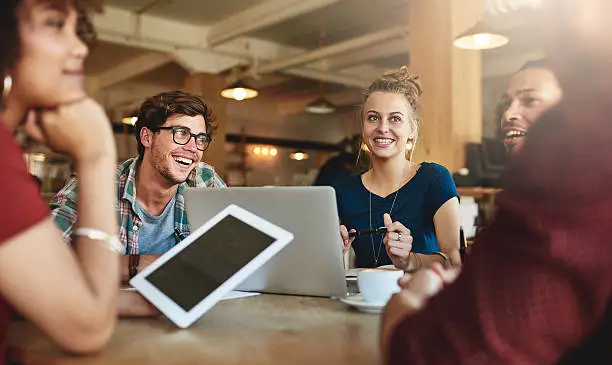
[499,60,562,154]
[51,90,226,285]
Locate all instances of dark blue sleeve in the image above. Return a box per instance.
[425,164,459,218]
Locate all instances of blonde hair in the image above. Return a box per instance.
[358,66,422,161]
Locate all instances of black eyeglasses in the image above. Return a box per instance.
[153,126,211,151]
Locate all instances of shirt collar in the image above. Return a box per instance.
[121,157,140,206]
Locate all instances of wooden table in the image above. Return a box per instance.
[456,186,501,198]
[7,294,381,365]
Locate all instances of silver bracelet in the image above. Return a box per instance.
[73,228,124,254]
[432,251,449,261]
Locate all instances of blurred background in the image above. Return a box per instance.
[25,0,544,233]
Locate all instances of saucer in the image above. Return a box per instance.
[339,294,385,314]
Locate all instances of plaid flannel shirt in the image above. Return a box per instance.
[50,157,226,254]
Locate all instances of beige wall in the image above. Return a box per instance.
[482,75,512,139]
[408,0,483,172]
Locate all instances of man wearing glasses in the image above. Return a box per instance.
[50,91,225,314]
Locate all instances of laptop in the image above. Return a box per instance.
[130,204,294,328]
[184,186,347,298]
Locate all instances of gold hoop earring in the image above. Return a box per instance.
[406,140,413,152]
[405,138,415,161]
[356,142,366,165]
[2,75,12,102]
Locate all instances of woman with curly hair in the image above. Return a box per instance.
[0,0,121,359]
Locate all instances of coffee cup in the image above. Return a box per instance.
[357,267,403,305]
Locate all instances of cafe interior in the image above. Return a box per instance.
[9,0,555,363]
[24,0,541,230]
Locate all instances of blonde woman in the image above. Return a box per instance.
[335,67,461,270]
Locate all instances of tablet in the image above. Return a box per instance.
[129,204,294,328]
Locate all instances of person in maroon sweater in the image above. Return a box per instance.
[381,0,612,364]
[0,0,128,363]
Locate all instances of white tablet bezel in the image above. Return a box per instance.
[129,204,294,328]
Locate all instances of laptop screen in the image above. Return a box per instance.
[145,215,276,311]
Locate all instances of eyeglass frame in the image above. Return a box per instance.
[151,126,212,151]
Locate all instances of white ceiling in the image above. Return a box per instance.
[104,0,269,25]
[86,41,146,74]
[251,0,408,49]
[91,0,540,83]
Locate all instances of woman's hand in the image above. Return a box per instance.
[339,225,356,251]
[397,262,461,292]
[398,262,461,290]
[382,213,413,269]
[22,98,116,164]
[386,262,462,327]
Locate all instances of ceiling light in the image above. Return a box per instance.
[122,116,138,126]
[221,80,258,101]
[251,145,278,157]
[290,151,309,161]
[305,96,336,114]
[453,21,509,50]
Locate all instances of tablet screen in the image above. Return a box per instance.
[145,215,276,311]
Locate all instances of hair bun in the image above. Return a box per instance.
[381,65,423,98]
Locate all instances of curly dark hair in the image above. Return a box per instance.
[0,0,101,97]
[134,90,217,158]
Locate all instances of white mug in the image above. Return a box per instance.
[357,267,404,305]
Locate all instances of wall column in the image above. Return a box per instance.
[183,73,228,179]
[409,0,483,172]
